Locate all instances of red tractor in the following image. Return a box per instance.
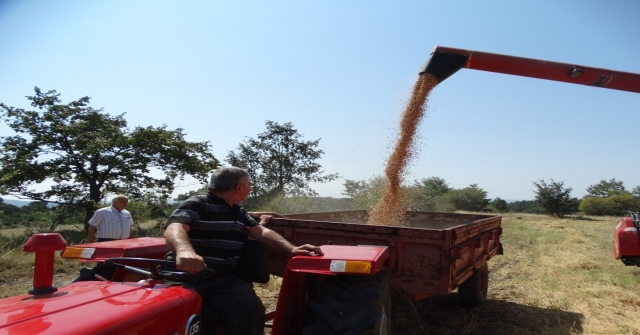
[1,233,390,335]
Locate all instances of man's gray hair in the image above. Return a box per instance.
[209,167,251,193]
[111,195,129,204]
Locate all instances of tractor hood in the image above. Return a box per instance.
[0,281,201,335]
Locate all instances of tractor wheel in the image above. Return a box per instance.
[302,272,391,335]
[458,262,489,307]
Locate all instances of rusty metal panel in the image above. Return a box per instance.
[449,227,503,289]
[451,216,502,246]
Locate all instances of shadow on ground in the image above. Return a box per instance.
[392,293,583,335]
[568,216,597,221]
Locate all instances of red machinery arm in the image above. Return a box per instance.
[419,45,640,94]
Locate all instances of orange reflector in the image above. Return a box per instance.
[330,260,372,274]
[61,247,96,259]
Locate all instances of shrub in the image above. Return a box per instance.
[580,193,640,216]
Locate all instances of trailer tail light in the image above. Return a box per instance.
[61,247,96,259]
[286,245,388,275]
[330,260,372,274]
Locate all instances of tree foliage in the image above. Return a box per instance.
[126,194,178,237]
[586,178,626,197]
[533,179,579,217]
[580,193,640,216]
[347,176,388,210]
[0,88,219,223]
[226,121,339,206]
[0,200,84,231]
[411,177,451,211]
[490,197,509,213]
[342,180,368,198]
[343,176,492,213]
[437,184,490,212]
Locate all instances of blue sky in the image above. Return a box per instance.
[1,1,639,201]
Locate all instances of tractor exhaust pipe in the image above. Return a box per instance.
[23,233,67,294]
[419,45,640,94]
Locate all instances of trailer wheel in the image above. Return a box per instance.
[302,272,391,335]
[458,262,489,307]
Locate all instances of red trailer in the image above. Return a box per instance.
[265,210,502,306]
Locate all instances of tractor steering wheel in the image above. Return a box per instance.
[104,257,220,281]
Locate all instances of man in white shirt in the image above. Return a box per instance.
[87,195,134,242]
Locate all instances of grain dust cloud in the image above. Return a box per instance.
[368,73,439,226]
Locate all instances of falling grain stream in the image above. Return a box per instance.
[368,73,439,226]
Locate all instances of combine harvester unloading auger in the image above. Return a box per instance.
[419,45,640,267]
[419,45,640,93]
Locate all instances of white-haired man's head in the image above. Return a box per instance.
[111,195,129,211]
[208,167,252,204]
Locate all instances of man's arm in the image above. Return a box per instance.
[248,211,287,219]
[87,226,97,243]
[248,215,323,256]
[164,222,207,273]
[86,211,102,243]
[127,212,134,238]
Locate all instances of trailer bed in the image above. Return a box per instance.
[265,210,502,301]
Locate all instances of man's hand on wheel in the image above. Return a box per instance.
[175,250,207,273]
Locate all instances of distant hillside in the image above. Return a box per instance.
[2,199,32,207]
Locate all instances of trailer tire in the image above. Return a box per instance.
[458,262,489,307]
[302,272,391,335]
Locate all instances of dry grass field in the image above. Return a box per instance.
[1,213,639,334]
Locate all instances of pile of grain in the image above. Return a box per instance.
[368,73,439,226]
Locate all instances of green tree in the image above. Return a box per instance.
[579,194,640,216]
[49,204,85,232]
[357,176,389,209]
[411,177,451,211]
[226,121,338,207]
[0,88,219,224]
[632,185,640,197]
[438,184,489,212]
[533,179,578,217]
[126,194,175,237]
[586,178,626,197]
[490,197,509,213]
[342,180,368,198]
[23,201,49,212]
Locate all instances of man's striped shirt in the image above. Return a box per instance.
[164,194,258,269]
